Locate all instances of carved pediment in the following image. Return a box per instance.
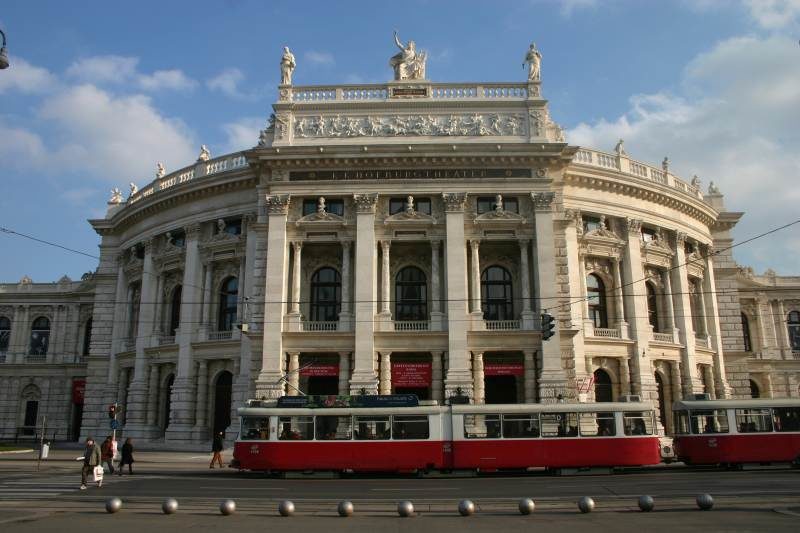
[474,209,526,227]
[642,240,674,269]
[384,210,436,227]
[296,211,346,229]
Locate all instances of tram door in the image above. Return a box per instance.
[485,376,517,404]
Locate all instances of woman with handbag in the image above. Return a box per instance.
[80,437,102,490]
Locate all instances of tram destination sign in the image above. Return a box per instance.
[289,168,531,181]
[276,394,419,409]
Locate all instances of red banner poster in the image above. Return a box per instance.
[392,362,432,388]
[72,379,86,404]
[300,364,339,377]
[484,363,524,376]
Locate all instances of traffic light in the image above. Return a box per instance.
[108,404,117,419]
[541,312,555,340]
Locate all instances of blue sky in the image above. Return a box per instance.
[1,0,799,281]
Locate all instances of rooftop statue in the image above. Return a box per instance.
[523,42,542,81]
[128,182,138,197]
[390,31,427,80]
[708,181,720,195]
[280,46,296,86]
[198,144,211,162]
[109,188,123,205]
[156,162,166,178]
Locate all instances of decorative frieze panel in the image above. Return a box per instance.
[292,113,527,139]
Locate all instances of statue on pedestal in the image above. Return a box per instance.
[390,31,426,80]
[156,162,166,178]
[198,144,211,162]
[280,46,296,85]
[109,188,123,204]
[524,42,542,81]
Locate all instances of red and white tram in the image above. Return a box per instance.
[673,398,800,466]
[233,396,662,473]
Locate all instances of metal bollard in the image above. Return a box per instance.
[696,493,714,511]
[278,500,295,517]
[518,498,535,515]
[219,499,236,516]
[337,500,354,517]
[162,498,179,514]
[577,496,595,513]
[397,500,414,517]
[105,497,122,514]
[458,499,475,516]
[638,495,655,512]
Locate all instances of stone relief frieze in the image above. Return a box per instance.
[292,113,527,139]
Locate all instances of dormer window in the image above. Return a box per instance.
[390,196,431,215]
[303,198,343,217]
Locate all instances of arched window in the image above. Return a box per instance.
[310,267,341,322]
[481,266,513,321]
[29,317,50,356]
[0,317,10,354]
[646,282,660,332]
[689,278,705,335]
[82,318,93,357]
[593,369,613,402]
[741,313,752,352]
[169,286,182,335]
[586,274,608,328]
[788,311,800,351]
[217,277,238,331]
[395,266,427,321]
[749,379,760,399]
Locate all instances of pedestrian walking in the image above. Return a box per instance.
[80,436,102,490]
[118,437,134,476]
[210,431,224,468]
[101,435,116,475]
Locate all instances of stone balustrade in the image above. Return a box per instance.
[485,319,521,331]
[302,321,339,332]
[290,82,530,103]
[393,320,430,332]
[208,330,233,341]
[573,148,704,202]
[593,327,621,339]
[158,335,176,346]
[651,332,675,344]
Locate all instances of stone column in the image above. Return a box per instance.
[469,239,482,314]
[670,361,683,403]
[519,240,535,329]
[338,352,350,396]
[661,269,679,342]
[193,360,208,439]
[379,352,392,395]
[338,241,353,330]
[152,274,163,339]
[671,232,703,396]
[532,192,566,401]
[287,352,300,396]
[126,240,156,435]
[117,368,129,422]
[431,351,444,403]
[565,211,589,377]
[108,256,127,381]
[701,364,716,399]
[10,305,28,363]
[618,357,631,396]
[379,240,392,322]
[430,240,444,330]
[290,241,303,315]
[701,252,730,397]
[200,263,213,334]
[777,300,791,356]
[256,195,292,399]
[442,193,473,399]
[145,364,160,427]
[472,352,485,404]
[612,258,628,338]
[523,349,536,402]
[350,193,379,394]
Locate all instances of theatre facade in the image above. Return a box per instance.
[1,40,798,445]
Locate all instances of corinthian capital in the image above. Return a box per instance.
[353,193,379,214]
[265,194,291,215]
[626,217,643,235]
[441,192,467,212]
[531,192,555,212]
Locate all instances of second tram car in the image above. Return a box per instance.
[233,396,662,473]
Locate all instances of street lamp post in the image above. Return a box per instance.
[0,29,9,69]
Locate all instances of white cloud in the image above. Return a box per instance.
[568,35,800,274]
[206,67,249,99]
[304,50,335,66]
[744,0,800,29]
[0,121,46,166]
[222,117,263,152]
[0,57,58,94]
[65,55,196,92]
[541,0,598,17]
[138,69,197,91]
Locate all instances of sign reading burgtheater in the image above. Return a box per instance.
[289,168,533,181]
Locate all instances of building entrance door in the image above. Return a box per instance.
[71,404,83,441]
[306,376,339,396]
[485,375,517,404]
[213,371,233,436]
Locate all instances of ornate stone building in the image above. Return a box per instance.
[1,41,798,445]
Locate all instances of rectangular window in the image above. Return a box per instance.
[390,197,431,215]
[623,411,655,435]
[315,415,352,440]
[302,200,317,216]
[502,414,540,438]
[579,412,616,437]
[463,414,501,438]
[241,416,270,440]
[641,227,657,243]
[277,416,314,440]
[224,219,242,235]
[503,197,519,213]
[541,412,579,437]
[392,415,430,440]
[674,410,690,434]
[476,197,494,214]
[583,216,601,233]
[688,409,729,434]
[735,408,773,433]
[354,416,391,440]
[304,198,344,216]
[773,407,800,432]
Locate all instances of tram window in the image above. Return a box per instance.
[623,412,655,436]
[502,414,540,438]
[278,416,314,440]
[354,416,391,440]
[772,407,800,432]
[673,410,691,434]
[541,412,579,438]
[241,416,269,440]
[315,415,352,440]
[688,410,729,434]
[463,414,501,439]
[579,412,616,437]
[392,415,430,440]
[735,408,773,433]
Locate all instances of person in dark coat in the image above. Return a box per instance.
[210,432,224,468]
[100,436,116,475]
[80,436,102,490]
[118,437,134,475]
